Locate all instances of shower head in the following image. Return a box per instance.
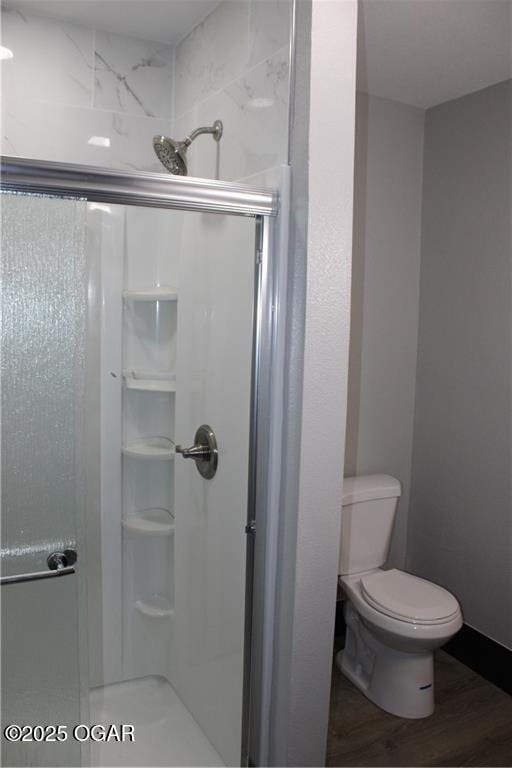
[153,120,223,176]
[153,136,188,175]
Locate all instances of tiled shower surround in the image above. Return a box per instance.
[1,0,292,181]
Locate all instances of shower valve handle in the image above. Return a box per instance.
[175,425,218,480]
[176,444,210,459]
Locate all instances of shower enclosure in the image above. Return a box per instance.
[0,157,280,767]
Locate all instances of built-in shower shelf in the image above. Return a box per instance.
[123,287,178,302]
[122,508,175,536]
[122,437,175,460]
[135,596,174,619]
[123,370,176,392]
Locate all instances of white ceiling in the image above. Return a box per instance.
[358,0,512,109]
[3,0,221,45]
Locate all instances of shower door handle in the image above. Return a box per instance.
[0,549,77,585]
[176,424,218,479]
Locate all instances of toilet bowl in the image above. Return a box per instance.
[336,475,462,718]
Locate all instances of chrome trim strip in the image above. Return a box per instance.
[248,167,290,766]
[1,566,75,585]
[242,214,275,765]
[0,157,279,217]
[242,218,264,765]
[287,0,297,166]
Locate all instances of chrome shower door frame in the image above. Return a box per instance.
[0,156,283,768]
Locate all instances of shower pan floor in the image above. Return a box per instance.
[89,676,224,767]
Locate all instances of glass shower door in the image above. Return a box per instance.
[88,202,259,768]
[1,192,88,767]
[0,171,271,768]
[173,212,257,767]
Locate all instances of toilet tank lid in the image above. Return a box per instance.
[342,475,401,506]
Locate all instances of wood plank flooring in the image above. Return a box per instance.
[327,649,512,766]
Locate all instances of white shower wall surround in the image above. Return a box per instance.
[85,194,258,766]
[173,0,291,180]
[1,0,292,182]
[1,7,173,171]
[86,202,179,689]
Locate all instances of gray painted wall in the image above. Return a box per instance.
[345,92,424,568]
[408,79,512,649]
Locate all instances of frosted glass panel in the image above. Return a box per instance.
[1,192,87,766]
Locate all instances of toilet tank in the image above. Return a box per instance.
[339,474,401,576]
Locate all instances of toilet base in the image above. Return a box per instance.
[336,602,435,719]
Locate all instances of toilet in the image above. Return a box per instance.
[336,474,462,719]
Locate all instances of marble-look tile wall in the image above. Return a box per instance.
[1,6,174,171]
[173,0,292,181]
[1,0,292,180]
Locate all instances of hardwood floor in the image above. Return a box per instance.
[327,649,512,767]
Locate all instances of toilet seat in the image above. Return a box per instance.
[360,569,460,625]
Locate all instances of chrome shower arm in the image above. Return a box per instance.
[185,120,223,146]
